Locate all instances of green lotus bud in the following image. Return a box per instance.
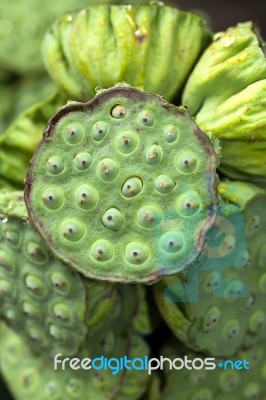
[42,4,211,101]
[0,190,117,357]
[150,338,266,400]
[155,181,266,357]
[25,85,219,283]
[182,22,266,185]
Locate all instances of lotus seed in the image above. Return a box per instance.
[154,175,175,193]
[27,326,44,342]
[124,242,150,264]
[219,371,240,392]
[203,307,221,331]
[223,320,240,340]
[49,324,62,340]
[0,250,13,272]
[97,158,119,182]
[164,125,178,143]
[223,280,246,300]
[111,104,127,119]
[73,152,92,170]
[74,184,98,210]
[91,239,114,262]
[64,123,84,144]
[145,145,162,165]
[66,379,83,397]
[245,215,260,237]
[121,177,143,198]
[176,151,198,173]
[50,272,70,294]
[249,311,265,334]
[42,187,64,210]
[22,301,39,318]
[204,271,221,293]
[139,110,154,126]
[102,208,123,231]
[116,130,139,154]
[47,155,64,175]
[26,242,47,263]
[25,275,45,297]
[0,279,12,297]
[53,303,71,322]
[159,231,184,253]
[136,205,162,228]
[5,229,20,246]
[92,121,108,141]
[60,219,85,242]
[176,191,201,217]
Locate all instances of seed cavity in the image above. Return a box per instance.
[102,208,123,231]
[203,307,221,331]
[42,187,64,210]
[64,123,84,144]
[26,242,47,263]
[50,272,70,294]
[139,110,154,126]
[0,250,14,272]
[22,301,39,318]
[176,151,198,173]
[53,303,71,323]
[136,205,162,228]
[223,320,240,340]
[0,279,12,297]
[93,121,108,141]
[164,125,178,143]
[159,231,184,254]
[75,184,98,210]
[66,379,84,397]
[49,324,62,340]
[204,271,221,293]
[74,152,92,170]
[249,311,265,334]
[145,145,162,165]
[245,215,260,237]
[60,219,85,242]
[223,280,247,300]
[122,177,143,198]
[124,242,150,264]
[25,275,45,297]
[176,192,201,217]
[97,158,119,182]
[47,155,64,175]
[116,130,139,154]
[155,175,175,194]
[5,229,20,247]
[91,239,114,262]
[111,104,127,119]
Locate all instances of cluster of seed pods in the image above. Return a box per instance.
[25,85,219,283]
[0,190,118,357]
[0,285,149,400]
[155,181,266,357]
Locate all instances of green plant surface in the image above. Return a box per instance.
[25,84,219,283]
[155,181,266,357]
[42,3,211,101]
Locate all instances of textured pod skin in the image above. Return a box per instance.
[0,191,117,357]
[154,181,266,357]
[182,22,266,184]
[0,93,67,189]
[25,85,219,283]
[42,4,211,101]
[149,338,266,400]
[0,286,150,400]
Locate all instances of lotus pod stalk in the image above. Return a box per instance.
[0,285,150,400]
[0,190,118,357]
[182,22,266,185]
[154,181,266,357]
[150,337,266,400]
[42,3,212,101]
[25,84,219,283]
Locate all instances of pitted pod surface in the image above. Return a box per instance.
[25,85,219,283]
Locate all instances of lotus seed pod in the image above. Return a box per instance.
[0,191,117,357]
[0,286,150,400]
[155,180,266,356]
[25,85,219,283]
[42,4,211,101]
[182,22,266,185]
[150,338,266,400]
[0,92,67,189]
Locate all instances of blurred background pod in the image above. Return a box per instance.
[154,181,266,357]
[182,22,266,186]
[42,3,212,101]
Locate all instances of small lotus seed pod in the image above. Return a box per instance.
[25,85,219,283]
[155,180,266,356]
[151,338,266,400]
[42,4,211,102]
[0,191,117,358]
[182,22,266,185]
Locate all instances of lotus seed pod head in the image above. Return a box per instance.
[154,181,266,356]
[153,337,266,400]
[42,4,212,101]
[25,85,219,283]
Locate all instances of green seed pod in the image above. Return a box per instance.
[151,338,266,400]
[42,4,211,101]
[182,22,266,185]
[25,85,219,283]
[155,181,266,357]
[0,190,117,357]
